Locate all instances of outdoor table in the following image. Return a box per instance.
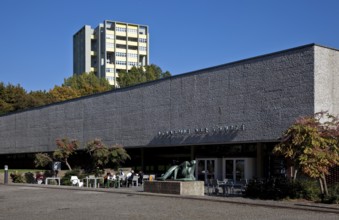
[45,177,61,186]
[107,178,120,188]
[83,176,104,188]
[219,182,233,196]
[219,182,245,196]
[232,183,246,194]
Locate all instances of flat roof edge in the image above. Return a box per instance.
[2,43,338,118]
[180,43,317,75]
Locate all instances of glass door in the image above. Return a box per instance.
[223,159,245,183]
[225,159,234,180]
[235,159,245,182]
[196,158,217,184]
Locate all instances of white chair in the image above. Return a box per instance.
[206,179,214,195]
[70,176,84,187]
[211,179,223,195]
[132,175,139,187]
[207,179,222,195]
[235,179,248,194]
[142,175,149,184]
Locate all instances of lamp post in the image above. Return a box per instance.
[4,165,8,184]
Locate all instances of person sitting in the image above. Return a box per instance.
[138,171,144,185]
[117,169,126,187]
[104,172,111,188]
[36,172,44,184]
[108,174,116,181]
[118,169,125,178]
[126,170,135,187]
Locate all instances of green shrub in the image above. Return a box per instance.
[244,177,326,202]
[24,172,36,183]
[43,170,54,178]
[295,179,321,201]
[61,169,85,185]
[245,177,294,200]
[323,183,339,204]
[10,171,25,183]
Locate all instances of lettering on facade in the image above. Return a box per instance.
[158,124,245,137]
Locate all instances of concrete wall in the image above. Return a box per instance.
[73,25,93,74]
[0,45,323,154]
[144,181,204,196]
[314,46,339,116]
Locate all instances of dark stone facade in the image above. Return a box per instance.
[1,44,338,155]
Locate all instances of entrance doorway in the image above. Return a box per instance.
[196,158,217,184]
[223,158,256,183]
[224,159,244,182]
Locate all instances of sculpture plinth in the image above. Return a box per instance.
[143,180,204,196]
[144,160,204,196]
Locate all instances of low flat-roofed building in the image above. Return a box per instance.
[1,44,339,183]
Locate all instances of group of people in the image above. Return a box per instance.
[103,170,144,188]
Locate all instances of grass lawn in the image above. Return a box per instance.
[0,169,46,174]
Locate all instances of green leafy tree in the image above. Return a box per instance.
[0,66,167,115]
[53,138,80,170]
[117,64,171,88]
[63,72,113,96]
[0,99,12,115]
[0,82,12,115]
[0,82,55,115]
[34,152,53,168]
[28,90,54,106]
[273,111,339,196]
[109,145,131,169]
[146,64,171,79]
[86,139,130,171]
[86,138,110,169]
[49,85,80,102]
[0,82,30,114]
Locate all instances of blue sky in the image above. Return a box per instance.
[1,0,339,92]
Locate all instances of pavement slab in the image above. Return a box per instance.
[0,184,338,220]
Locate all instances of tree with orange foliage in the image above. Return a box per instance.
[273,111,339,196]
[53,138,79,170]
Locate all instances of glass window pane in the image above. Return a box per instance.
[197,160,205,181]
[206,160,215,180]
[236,160,245,182]
[225,160,234,180]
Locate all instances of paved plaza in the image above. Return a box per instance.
[0,184,338,220]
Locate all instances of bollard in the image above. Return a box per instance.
[4,165,8,184]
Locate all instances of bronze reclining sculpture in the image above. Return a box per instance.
[157,160,196,181]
